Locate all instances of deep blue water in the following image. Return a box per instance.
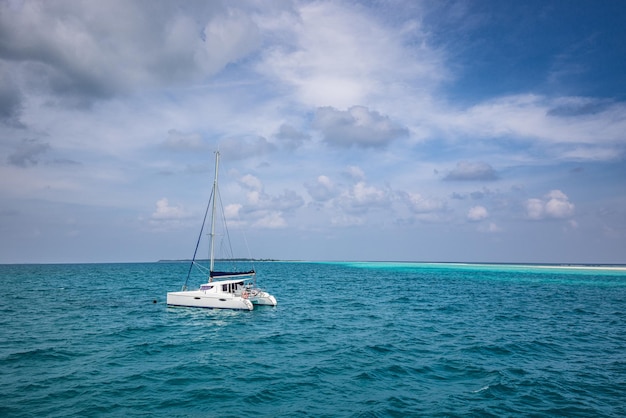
[1,261,626,417]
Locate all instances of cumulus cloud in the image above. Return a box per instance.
[239,174,264,193]
[236,174,303,228]
[337,181,390,214]
[445,161,498,181]
[525,190,575,220]
[352,182,387,205]
[151,198,187,221]
[224,203,242,220]
[313,106,408,148]
[307,174,448,226]
[252,211,287,229]
[273,189,305,212]
[305,175,337,202]
[467,205,488,221]
[343,166,366,182]
[401,191,446,214]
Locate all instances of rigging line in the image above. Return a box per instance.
[239,209,255,279]
[216,182,236,270]
[193,261,210,276]
[182,188,214,291]
[233,194,255,281]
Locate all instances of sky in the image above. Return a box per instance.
[1,0,625,264]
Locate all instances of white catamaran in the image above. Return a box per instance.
[166,151,277,311]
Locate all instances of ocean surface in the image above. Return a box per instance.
[1,261,626,417]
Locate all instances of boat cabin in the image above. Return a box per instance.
[199,279,248,294]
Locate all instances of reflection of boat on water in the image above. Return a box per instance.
[166,151,277,311]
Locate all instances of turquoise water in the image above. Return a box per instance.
[1,261,626,416]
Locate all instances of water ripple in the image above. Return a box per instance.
[1,262,625,416]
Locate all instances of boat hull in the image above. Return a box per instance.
[167,290,253,310]
[250,291,277,306]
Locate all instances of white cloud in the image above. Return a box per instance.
[252,211,287,229]
[235,174,304,228]
[487,222,501,232]
[467,205,488,221]
[344,166,366,182]
[525,190,575,220]
[151,198,187,221]
[338,181,390,214]
[557,146,622,161]
[525,198,545,220]
[544,190,575,218]
[256,1,447,108]
[239,174,264,192]
[401,191,446,214]
[447,95,626,162]
[224,203,242,220]
[352,182,386,205]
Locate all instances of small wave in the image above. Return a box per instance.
[365,344,395,354]
[473,385,490,393]
[4,347,76,363]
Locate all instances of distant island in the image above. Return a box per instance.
[157,258,279,263]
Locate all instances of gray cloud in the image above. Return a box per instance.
[305,175,337,202]
[8,139,50,167]
[0,1,260,106]
[444,161,498,181]
[161,130,207,152]
[313,106,408,148]
[275,124,310,150]
[219,136,277,160]
[0,66,24,126]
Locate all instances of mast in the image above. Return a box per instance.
[206,150,254,280]
[209,151,220,274]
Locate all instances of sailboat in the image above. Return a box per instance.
[166,151,277,310]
